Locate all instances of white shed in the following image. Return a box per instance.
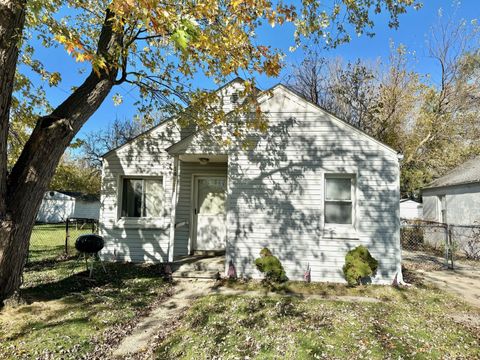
[399,199,423,220]
[36,191,101,223]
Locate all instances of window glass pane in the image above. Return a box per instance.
[325,202,352,224]
[122,179,142,217]
[198,178,226,215]
[144,179,163,217]
[326,178,351,200]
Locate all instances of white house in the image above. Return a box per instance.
[99,78,402,284]
[422,157,480,225]
[422,157,480,254]
[37,190,101,223]
[400,199,423,220]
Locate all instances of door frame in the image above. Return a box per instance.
[189,174,228,254]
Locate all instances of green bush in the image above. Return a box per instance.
[342,245,378,286]
[254,247,288,283]
[259,247,273,257]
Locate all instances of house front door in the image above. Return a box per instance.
[193,176,227,251]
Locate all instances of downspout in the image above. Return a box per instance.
[393,152,410,286]
[168,155,180,263]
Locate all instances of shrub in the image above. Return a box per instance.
[342,245,378,286]
[254,247,288,283]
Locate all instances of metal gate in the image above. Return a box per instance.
[401,219,480,269]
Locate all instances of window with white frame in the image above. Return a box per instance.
[121,177,164,218]
[324,175,355,225]
[230,92,239,104]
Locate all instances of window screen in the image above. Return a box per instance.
[325,176,354,225]
[121,177,163,217]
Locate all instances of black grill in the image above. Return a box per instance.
[75,234,104,254]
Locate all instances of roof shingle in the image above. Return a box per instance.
[425,156,480,189]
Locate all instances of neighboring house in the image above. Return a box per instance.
[422,157,480,225]
[37,190,101,223]
[400,199,423,220]
[99,78,402,284]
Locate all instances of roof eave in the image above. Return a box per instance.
[422,179,480,191]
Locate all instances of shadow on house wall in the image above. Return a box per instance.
[99,95,400,283]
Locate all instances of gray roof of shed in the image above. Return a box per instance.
[424,156,480,189]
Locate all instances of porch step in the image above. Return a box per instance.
[171,255,225,279]
[193,249,225,257]
[172,270,221,279]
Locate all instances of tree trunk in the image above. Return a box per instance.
[0,8,122,304]
[0,0,26,216]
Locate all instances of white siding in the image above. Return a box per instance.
[422,183,480,253]
[99,121,181,262]
[173,162,228,257]
[99,84,401,285]
[422,183,480,225]
[226,87,401,284]
[36,191,75,223]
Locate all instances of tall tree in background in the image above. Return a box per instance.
[289,13,480,197]
[290,54,381,133]
[401,12,480,194]
[49,155,101,195]
[80,117,163,170]
[0,0,420,304]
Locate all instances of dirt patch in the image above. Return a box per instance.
[112,279,213,358]
[450,312,480,339]
[419,269,480,308]
[402,264,426,285]
[402,251,446,271]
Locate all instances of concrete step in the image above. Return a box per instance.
[172,255,225,273]
[193,250,225,257]
[172,270,221,279]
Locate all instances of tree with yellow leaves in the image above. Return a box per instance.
[0,0,419,303]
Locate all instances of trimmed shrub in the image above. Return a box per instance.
[259,247,273,257]
[254,247,288,283]
[342,245,378,286]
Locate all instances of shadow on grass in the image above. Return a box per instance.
[21,262,166,303]
[25,252,77,272]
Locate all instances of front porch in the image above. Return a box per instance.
[167,151,228,270]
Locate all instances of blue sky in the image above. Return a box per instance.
[24,0,479,140]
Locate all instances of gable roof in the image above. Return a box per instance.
[272,84,398,155]
[423,156,480,189]
[101,116,174,159]
[166,83,398,156]
[105,78,400,159]
[102,77,250,159]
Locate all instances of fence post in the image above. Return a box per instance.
[445,224,454,270]
[449,225,454,270]
[65,218,70,255]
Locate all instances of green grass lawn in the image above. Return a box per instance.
[0,227,170,359]
[28,223,94,263]
[3,228,480,359]
[155,281,480,359]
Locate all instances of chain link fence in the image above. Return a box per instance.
[28,218,99,264]
[401,219,480,269]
